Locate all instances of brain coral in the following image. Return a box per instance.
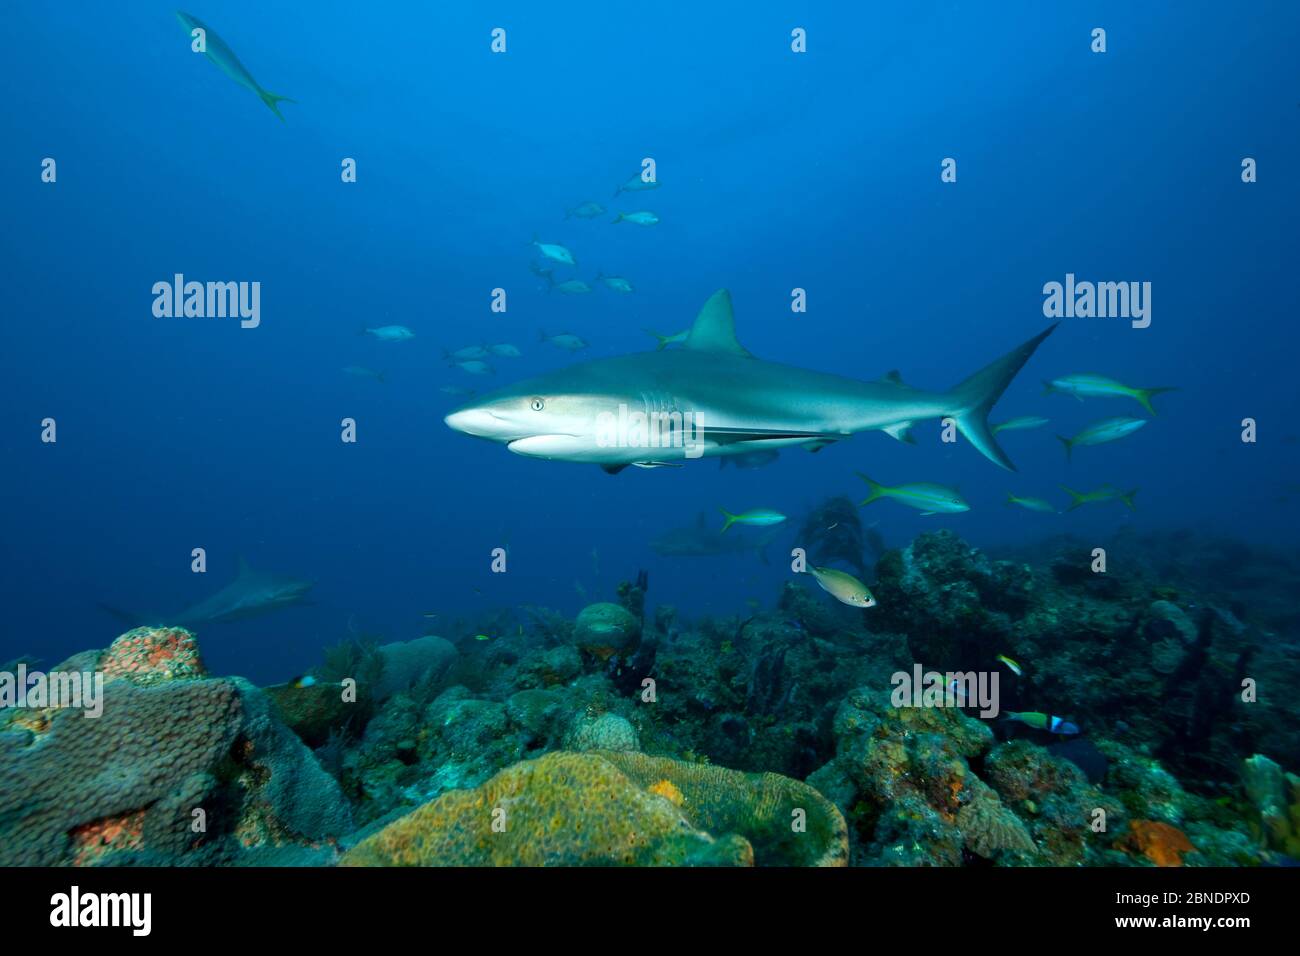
[341,751,752,867]
[0,632,352,866]
[342,750,848,867]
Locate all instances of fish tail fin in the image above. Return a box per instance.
[1058,485,1086,510]
[1120,488,1139,510]
[258,89,295,122]
[855,472,887,506]
[1005,493,1016,506]
[719,509,737,533]
[1042,380,1055,395]
[611,213,623,224]
[1135,386,1177,416]
[1056,434,1073,462]
[945,325,1057,471]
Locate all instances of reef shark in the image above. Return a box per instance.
[446,290,1056,473]
[176,11,295,121]
[101,557,314,628]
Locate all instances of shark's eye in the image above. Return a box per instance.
[530,397,545,411]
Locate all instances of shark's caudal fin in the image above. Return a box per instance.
[258,89,295,122]
[946,325,1058,471]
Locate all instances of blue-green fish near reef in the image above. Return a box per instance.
[530,236,577,267]
[1006,492,1057,513]
[858,474,970,515]
[595,272,634,293]
[445,290,1057,472]
[646,327,690,349]
[176,12,295,121]
[1056,417,1147,461]
[720,508,787,532]
[1060,485,1138,511]
[612,211,660,226]
[364,325,415,342]
[549,279,592,295]
[992,416,1050,434]
[1044,373,1176,416]
[565,201,605,219]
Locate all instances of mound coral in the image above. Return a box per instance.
[342,751,752,866]
[342,750,847,867]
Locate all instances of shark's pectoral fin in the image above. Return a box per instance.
[882,422,917,444]
[600,464,629,475]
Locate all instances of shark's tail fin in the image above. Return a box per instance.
[1135,386,1177,416]
[946,325,1057,471]
[258,89,295,122]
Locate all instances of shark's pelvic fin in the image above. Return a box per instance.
[684,289,752,357]
[947,324,1058,471]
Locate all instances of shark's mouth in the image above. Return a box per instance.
[506,435,585,456]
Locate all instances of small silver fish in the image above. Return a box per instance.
[364,325,415,341]
[612,211,659,226]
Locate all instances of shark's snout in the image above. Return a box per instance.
[445,406,510,440]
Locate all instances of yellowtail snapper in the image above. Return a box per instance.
[1045,373,1176,416]
[858,474,970,515]
[719,508,787,532]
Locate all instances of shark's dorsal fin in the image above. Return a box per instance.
[684,289,751,357]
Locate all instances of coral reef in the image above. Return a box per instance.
[5,527,1296,869]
